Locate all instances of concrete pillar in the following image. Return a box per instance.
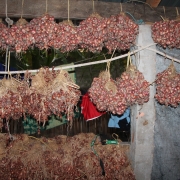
[130,25,156,180]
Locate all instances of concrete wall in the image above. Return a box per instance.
[151,47,180,180]
[130,25,156,180]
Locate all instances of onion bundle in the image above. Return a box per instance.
[0,67,80,123]
[27,68,51,123]
[0,77,25,120]
[0,19,8,50]
[47,69,81,121]
[88,70,127,115]
[24,68,80,122]
[0,12,139,53]
[7,18,34,53]
[151,20,177,48]
[0,133,135,180]
[29,14,58,50]
[155,63,180,107]
[53,20,81,52]
[105,13,139,52]
[116,63,150,106]
[78,13,107,53]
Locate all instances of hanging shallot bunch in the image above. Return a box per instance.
[29,14,58,50]
[105,13,139,52]
[77,13,107,53]
[0,77,24,120]
[155,63,180,107]
[7,18,34,53]
[47,69,81,121]
[0,18,9,50]
[116,56,150,106]
[53,20,81,52]
[151,20,178,48]
[89,67,127,115]
[27,68,51,123]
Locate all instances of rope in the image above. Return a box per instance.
[4,46,8,75]
[176,7,179,17]
[106,48,116,73]
[21,0,24,19]
[5,0,13,26]
[4,0,13,76]
[125,11,144,25]
[5,0,7,19]
[7,51,11,78]
[3,43,180,75]
[92,0,95,13]
[6,120,13,140]
[91,135,105,176]
[68,0,69,21]
[126,52,131,69]
[120,3,122,12]
[163,6,166,19]
[46,0,48,14]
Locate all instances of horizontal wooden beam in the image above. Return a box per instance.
[0,0,179,23]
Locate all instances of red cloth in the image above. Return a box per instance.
[81,93,105,121]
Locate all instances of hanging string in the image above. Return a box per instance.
[5,0,13,75]
[6,120,13,140]
[176,7,179,17]
[106,48,116,73]
[163,6,166,19]
[120,3,123,12]
[7,51,11,78]
[126,52,131,69]
[92,0,95,13]
[5,0,13,26]
[68,0,70,21]
[45,0,48,14]
[20,0,24,19]
[5,0,7,18]
[6,51,12,140]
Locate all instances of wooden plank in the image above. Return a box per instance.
[0,0,179,23]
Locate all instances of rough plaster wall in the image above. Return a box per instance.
[130,25,156,180]
[151,47,180,180]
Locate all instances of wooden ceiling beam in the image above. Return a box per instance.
[146,0,162,8]
[0,0,178,23]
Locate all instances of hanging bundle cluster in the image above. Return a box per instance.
[0,133,135,179]
[151,20,180,48]
[0,77,28,121]
[0,68,80,123]
[89,55,150,115]
[155,63,180,107]
[47,69,81,121]
[78,13,107,53]
[0,13,138,53]
[89,65,127,115]
[28,68,80,123]
[27,68,51,122]
[8,18,34,52]
[0,19,8,50]
[116,63,150,106]
[105,13,139,52]
[53,20,81,52]
[30,14,58,50]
